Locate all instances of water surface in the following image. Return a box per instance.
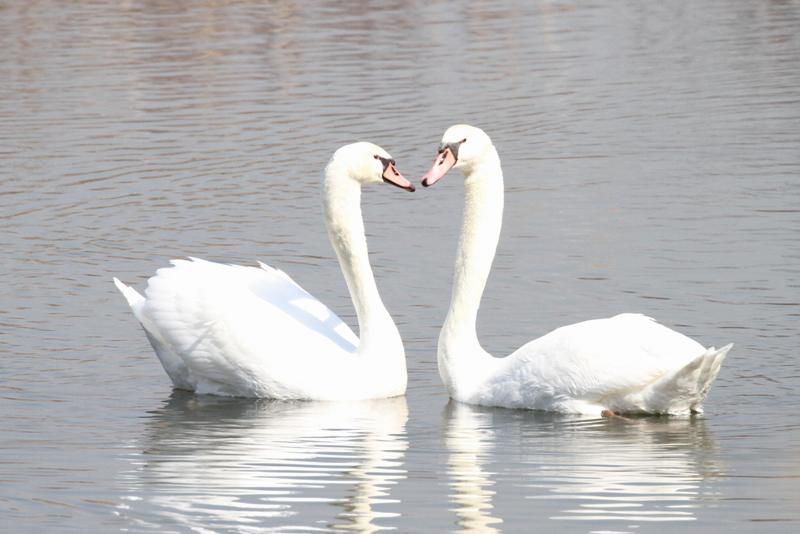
[1,0,799,532]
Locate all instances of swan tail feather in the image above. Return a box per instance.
[113,277,144,308]
[696,343,732,404]
[113,278,147,324]
[113,277,193,390]
[641,343,732,414]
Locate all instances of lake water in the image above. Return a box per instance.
[1,1,798,532]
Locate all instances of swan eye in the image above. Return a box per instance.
[374,154,380,160]
[461,138,467,143]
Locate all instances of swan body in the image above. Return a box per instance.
[421,125,731,415]
[114,142,413,400]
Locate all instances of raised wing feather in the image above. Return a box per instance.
[139,258,358,397]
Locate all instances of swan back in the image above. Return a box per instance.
[138,258,360,397]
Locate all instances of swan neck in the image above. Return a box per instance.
[439,148,504,392]
[322,163,397,348]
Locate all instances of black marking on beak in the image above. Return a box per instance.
[376,155,396,174]
[438,138,467,162]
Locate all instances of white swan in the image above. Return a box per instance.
[114,142,413,399]
[420,124,732,415]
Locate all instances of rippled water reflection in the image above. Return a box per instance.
[446,404,503,533]
[120,395,408,532]
[444,404,723,531]
[1,0,799,531]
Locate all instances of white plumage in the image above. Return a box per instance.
[476,313,730,414]
[114,142,411,399]
[422,125,731,415]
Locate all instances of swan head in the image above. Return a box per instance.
[329,142,415,192]
[420,125,494,187]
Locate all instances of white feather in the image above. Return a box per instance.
[432,125,731,415]
[113,143,407,399]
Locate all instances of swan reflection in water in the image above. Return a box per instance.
[444,403,721,531]
[118,392,408,532]
[445,402,503,533]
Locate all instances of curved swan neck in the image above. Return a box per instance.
[322,162,397,349]
[439,147,504,391]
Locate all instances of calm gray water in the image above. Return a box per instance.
[1,1,799,532]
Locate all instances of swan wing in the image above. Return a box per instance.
[493,314,708,410]
[130,258,358,397]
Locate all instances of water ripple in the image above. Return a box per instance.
[1,0,799,531]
